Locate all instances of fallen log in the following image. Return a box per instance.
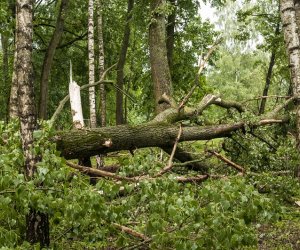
[55,119,286,159]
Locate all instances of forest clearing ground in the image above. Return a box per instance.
[259,206,300,249]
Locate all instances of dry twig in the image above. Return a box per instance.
[207,150,245,173]
[154,124,183,177]
[112,223,149,241]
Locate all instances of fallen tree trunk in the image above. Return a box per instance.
[55,119,286,159]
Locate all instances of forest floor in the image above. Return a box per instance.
[259,206,300,249]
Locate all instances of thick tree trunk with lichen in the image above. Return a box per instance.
[280,0,300,176]
[116,0,134,125]
[55,122,244,159]
[15,0,49,246]
[149,0,172,113]
[38,0,69,120]
[55,91,291,167]
[55,118,285,160]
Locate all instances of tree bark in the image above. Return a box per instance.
[97,0,106,127]
[15,0,49,246]
[55,119,285,160]
[258,21,280,115]
[280,0,300,176]
[166,0,176,70]
[280,0,300,139]
[116,0,134,125]
[149,0,173,113]
[1,34,9,121]
[294,0,300,38]
[38,0,70,120]
[88,0,97,128]
[9,9,19,120]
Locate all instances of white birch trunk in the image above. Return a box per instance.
[280,0,300,176]
[88,0,97,128]
[69,61,84,129]
[97,0,106,127]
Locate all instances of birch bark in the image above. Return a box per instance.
[280,0,300,176]
[97,0,106,127]
[88,0,97,128]
[15,0,49,245]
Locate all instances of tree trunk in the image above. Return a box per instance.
[69,62,84,129]
[55,119,284,160]
[97,0,106,127]
[259,22,280,115]
[149,0,173,113]
[15,0,49,246]
[38,0,70,120]
[116,0,134,125]
[1,34,9,121]
[280,0,300,177]
[9,10,19,120]
[88,0,97,128]
[166,0,176,70]
[294,0,300,38]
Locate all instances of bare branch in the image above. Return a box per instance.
[207,150,245,173]
[176,175,209,183]
[263,95,298,119]
[212,98,245,113]
[154,124,183,177]
[153,94,244,124]
[67,161,212,185]
[112,223,149,241]
[66,161,136,182]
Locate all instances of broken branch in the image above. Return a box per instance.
[112,223,149,241]
[50,64,116,124]
[208,150,245,173]
[154,124,183,177]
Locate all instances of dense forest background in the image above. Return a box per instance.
[1,0,300,249]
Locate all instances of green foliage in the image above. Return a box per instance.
[0,121,291,249]
[223,128,300,173]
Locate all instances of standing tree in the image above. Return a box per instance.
[15,0,49,246]
[9,1,18,120]
[280,0,300,176]
[116,0,134,125]
[88,0,97,128]
[97,0,106,127]
[1,34,9,121]
[38,0,70,120]
[149,0,173,113]
[258,21,280,115]
[166,0,176,70]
